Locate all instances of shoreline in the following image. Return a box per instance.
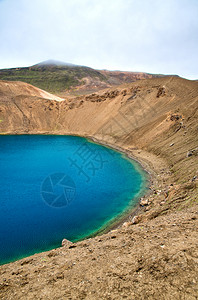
[81,136,150,233]
[0,133,154,265]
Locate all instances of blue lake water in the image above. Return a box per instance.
[0,135,147,265]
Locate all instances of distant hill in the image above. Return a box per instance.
[0,60,178,95]
[33,59,77,67]
[0,60,106,95]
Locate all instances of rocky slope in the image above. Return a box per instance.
[100,70,171,84]
[0,76,198,299]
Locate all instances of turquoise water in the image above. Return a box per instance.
[0,135,146,265]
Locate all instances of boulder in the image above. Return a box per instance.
[61,238,73,247]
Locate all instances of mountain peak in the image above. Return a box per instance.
[32,59,77,68]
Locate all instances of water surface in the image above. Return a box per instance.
[0,135,147,264]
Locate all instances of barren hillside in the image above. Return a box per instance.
[0,76,198,299]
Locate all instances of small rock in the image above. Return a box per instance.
[123,221,132,228]
[20,258,33,265]
[140,199,149,206]
[69,244,77,249]
[164,191,168,198]
[110,235,117,239]
[56,273,64,280]
[132,215,141,224]
[169,143,174,147]
[61,239,73,247]
[160,201,166,205]
[157,87,165,98]
[192,175,197,182]
[187,151,193,157]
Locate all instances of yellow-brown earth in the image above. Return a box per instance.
[0,76,197,299]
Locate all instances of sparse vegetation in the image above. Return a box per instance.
[0,61,170,95]
[0,64,106,93]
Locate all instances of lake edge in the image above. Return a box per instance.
[0,134,150,265]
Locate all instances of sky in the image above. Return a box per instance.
[0,0,198,79]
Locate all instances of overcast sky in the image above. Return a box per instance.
[0,0,198,79]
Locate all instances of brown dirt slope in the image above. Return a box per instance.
[0,76,198,299]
